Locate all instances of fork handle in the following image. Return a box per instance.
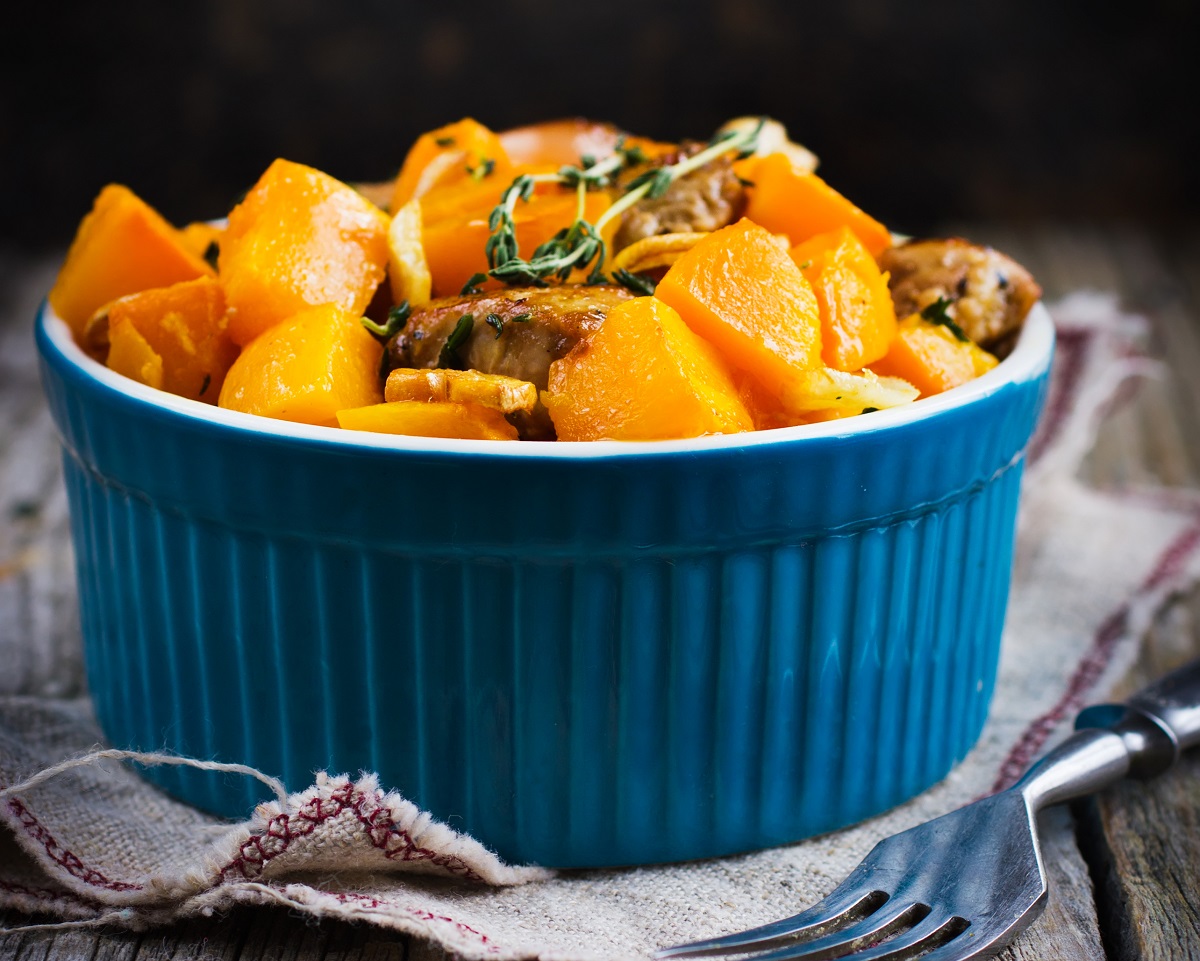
[1075,656,1200,776]
[1015,657,1200,809]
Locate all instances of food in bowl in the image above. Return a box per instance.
[48,116,1040,443]
[36,116,1053,868]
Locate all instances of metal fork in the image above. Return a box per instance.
[655,658,1200,961]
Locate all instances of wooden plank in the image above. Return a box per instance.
[1075,596,1200,961]
[0,907,409,961]
[1068,229,1200,961]
[0,254,84,699]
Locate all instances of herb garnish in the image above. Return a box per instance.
[439,313,475,368]
[199,374,211,397]
[861,406,879,414]
[361,301,412,341]
[461,272,488,295]
[613,268,657,296]
[467,157,496,181]
[483,120,765,289]
[435,136,457,147]
[511,312,532,323]
[485,312,505,339]
[920,296,969,342]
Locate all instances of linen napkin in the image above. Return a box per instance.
[2,292,1197,960]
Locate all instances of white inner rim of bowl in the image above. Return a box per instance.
[41,300,1055,459]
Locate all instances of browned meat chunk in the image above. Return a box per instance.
[878,238,1041,348]
[385,285,633,439]
[614,153,746,252]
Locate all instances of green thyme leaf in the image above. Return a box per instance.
[435,136,456,147]
[861,406,879,414]
[485,312,505,339]
[439,313,475,368]
[511,312,532,323]
[613,268,657,296]
[920,296,969,342]
[480,121,762,289]
[199,374,212,397]
[461,272,489,295]
[467,157,496,181]
[361,301,412,341]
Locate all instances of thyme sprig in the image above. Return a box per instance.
[483,120,765,289]
[361,301,411,341]
[920,296,969,342]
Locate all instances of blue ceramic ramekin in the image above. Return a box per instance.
[36,301,1053,867]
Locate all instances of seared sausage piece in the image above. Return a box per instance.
[385,285,633,439]
[614,152,746,252]
[878,238,1041,349]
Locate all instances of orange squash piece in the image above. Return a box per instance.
[871,315,999,397]
[105,277,238,403]
[654,219,823,400]
[106,318,164,391]
[743,153,892,257]
[336,401,518,440]
[789,227,898,372]
[544,297,752,441]
[48,184,213,339]
[423,188,612,298]
[218,304,383,427]
[390,118,512,212]
[219,159,390,346]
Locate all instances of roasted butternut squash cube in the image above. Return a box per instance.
[48,184,213,339]
[219,159,390,346]
[743,153,891,256]
[390,118,512,212]
[105,277,237,403]
[106,317,164,391]
[654,219,823,400]
[336,401,518,440]
[218,304,382,427]
[790,227,898,372]
[871,315,999,397]
[544,297,752,441]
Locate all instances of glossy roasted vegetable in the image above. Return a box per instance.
[871,314,999,397]
[336,400,518,440]
[49,185,213,339]
[790,226,897,372]
[218,303,382,426]
[220,159,390,346]
[104,277,237,402]
[390,117,512,212]
[741,153,891,256]
[544,296,751,441]
[655,219,823,400]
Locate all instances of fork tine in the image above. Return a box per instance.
[792,914,971,961]
[684,901,931,961]
[652,887,888,959]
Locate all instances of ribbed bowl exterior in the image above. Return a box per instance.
[37,303,1052,867]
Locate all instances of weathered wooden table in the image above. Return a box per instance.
[1,228,1198,960]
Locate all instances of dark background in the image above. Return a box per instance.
[4,0,1197,249]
